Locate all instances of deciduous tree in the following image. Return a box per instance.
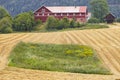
[90,0,109,22]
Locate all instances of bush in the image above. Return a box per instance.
[88,18,100,23]
[1,27,13,33]
[45,16,58,30]
[69,19,76,28]
[0,17,13,33]
[13,12,35,32]
[33,20,42,31]
[45,17,85,30]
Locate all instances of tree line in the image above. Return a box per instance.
[45,16,86,30]
[0,6,41,33]
[0,0,120,33]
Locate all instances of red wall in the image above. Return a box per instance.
[34,6,87,23]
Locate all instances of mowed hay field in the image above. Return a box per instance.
[0,25,120,80]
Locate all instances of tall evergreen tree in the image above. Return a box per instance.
[90,0,109,22]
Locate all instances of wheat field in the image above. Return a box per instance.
[0,24,120,80]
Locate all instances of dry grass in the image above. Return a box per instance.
[0,24,120,79]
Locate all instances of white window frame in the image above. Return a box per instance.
[36,13,39,16]
[67,13,69,16]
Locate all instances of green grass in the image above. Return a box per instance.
[34,23,109,32]
[9,42,111,74]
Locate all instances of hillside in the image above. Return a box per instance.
[0,0,120,17]
[0,24,120,80]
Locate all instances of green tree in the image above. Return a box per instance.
[90,0,109,22]
[70,19,76,28]
[13,12,35,31]
[61,17,70,28]
[0,17,13,33]
[0,6,10,20]
[74,22,81,28]
[45,16,58,30]
[88,18,100,23]
[57,17,70,30]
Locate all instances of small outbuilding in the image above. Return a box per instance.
[104,13,115,23]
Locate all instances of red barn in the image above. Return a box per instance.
[34,6,89,23]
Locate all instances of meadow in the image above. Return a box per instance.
[9,42,110,74]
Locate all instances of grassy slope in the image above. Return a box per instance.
[9,42,110,74]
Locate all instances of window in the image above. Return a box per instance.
[55,13,57,16]
[47,13,49,16]
[73,13,75,16]
[42,13,44,16]
[61,13,63,16]
[67,13,69,16]
[42,9,45,13]
[81,13,85,16]
[79,13,81,16]
[36,13,39,16]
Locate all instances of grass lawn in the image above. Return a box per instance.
[9,42,110,74]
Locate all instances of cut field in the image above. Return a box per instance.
[0,24,120,80]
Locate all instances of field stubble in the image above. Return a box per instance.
[0,26,120,79]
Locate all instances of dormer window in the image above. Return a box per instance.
[42,9,45,13]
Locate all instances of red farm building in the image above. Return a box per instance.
[34,6,89,23]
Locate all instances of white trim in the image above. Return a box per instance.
[42,13,44,16]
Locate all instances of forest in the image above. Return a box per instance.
[0,0,120,17]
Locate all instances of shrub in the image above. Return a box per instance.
[69,19,76,28]
[88,18,100,23]
[0,17,13,33]
[45,16,58,30]
[1,27,13,33]
[13,12,35,31]
[57,18,70,30]
[33,20,42,31]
